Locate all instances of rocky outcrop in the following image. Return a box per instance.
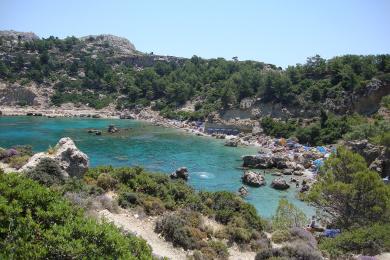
[20,137,89,178]
[238,186,249,196]
[242,171,265,187]
[80,34,136,55]
[108,124,119,133]
[271,177,290,190]
[345,139,390,177]
[170,167,189,180]
[243,154,288,169]
[0,30,39,41]
[224,139,238,147]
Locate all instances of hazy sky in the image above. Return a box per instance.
[1,0,389,67]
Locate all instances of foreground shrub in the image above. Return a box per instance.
[271,198,308,231]
[319,223,390,257]
[0,173,153,259]
[26,157,64,186]
[256,241,322,260]
[155,212,198,250]
[271,230,292,244]
[7,154,30,169]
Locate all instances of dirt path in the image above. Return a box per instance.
[99,209,257,260]
[98,209,189,260]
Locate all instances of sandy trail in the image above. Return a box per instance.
[98,209,256,260]
[98,209,189,260]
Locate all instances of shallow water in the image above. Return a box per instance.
[0,116,314,218]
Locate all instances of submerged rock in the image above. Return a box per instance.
[170,167,189,180]
[20,137,89,178]
[242,171,266,187]
[238,186,249,196]
[108,124,119,133]
[271,177,290,190]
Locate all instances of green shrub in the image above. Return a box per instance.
[271,199,308,231]
[319,223,390,257]
[155,212,197,250]
[26,157,64,186]
[118,192,140,208]
[0,173,153,259]
[381,95,390,109]
[271,230,292,244]
[7,155,30,169]
[256,241,322,260]
[96,173,118,191]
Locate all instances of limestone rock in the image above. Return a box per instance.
[224,139,238,147]
[170,167,189,180]
[20,137,89,178]
[271,177,290,190]
[238,186,249,196]
[242,171,266,187]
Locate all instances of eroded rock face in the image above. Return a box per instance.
[170,167,189,180]
[242,171,266,187]
[345,139,389,177]
[271,177,290,190]
[20,137,89,178]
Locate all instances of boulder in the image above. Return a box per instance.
[242,171,266,187]
[20,137,89,178]
[345,140,390,177]
[170,167,189,180]
[273,155,288,169]
[238,186,249,196]
[242,155,274,169]
[271,177,290,190]
[224,139,238,147]
[293,171,304,176]
[107,124,119,133]
[282,169,294,175]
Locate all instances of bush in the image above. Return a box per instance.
[0,173,153,259]
[155,212,197,250]
[256,241,322,260]
[118,192,140,208]
[271,230,292,244]
[271,199,308,231]
[7,155,30,169]
[319,223,390,257]
[26,157,64,186]
[142,196,166,215]
[96,173,118,191]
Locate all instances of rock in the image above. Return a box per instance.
[80,34,136,55]
[242,155,274,169]
[120,113,135,119]
[242,171,266,187]
[293,171,304,176]
[224,139,238,147]
[238,186,249,196]
[282,169,294,175]
[20,137,89,178]
[273,155,288,169]
[300,184,310,193]
[0,30,39,41]
[272,171,283,176]
[345,140,390,177]
[170,167,189,180]
[0,110,2,116]
[271,177,290,190]
[108,124,119,133]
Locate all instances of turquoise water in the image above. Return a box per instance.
[0,116,313,218]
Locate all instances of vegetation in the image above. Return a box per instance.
[0,145,32,169]
[271,199,308,231]
[319,223,390,257]
[305,147,390,257]
[85,166,265,249]
[1,35,389,118]
[0,173,153,259]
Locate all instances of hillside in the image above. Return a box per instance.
[0,30,390,147]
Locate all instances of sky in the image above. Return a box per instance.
[1,0,389,67]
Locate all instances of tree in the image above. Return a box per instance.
[307,147,390,228]
[272,199,308,230]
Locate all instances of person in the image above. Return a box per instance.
[310,216,316,228]
[296,182,299,188]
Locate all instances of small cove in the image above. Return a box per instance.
[0,116,314,218]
